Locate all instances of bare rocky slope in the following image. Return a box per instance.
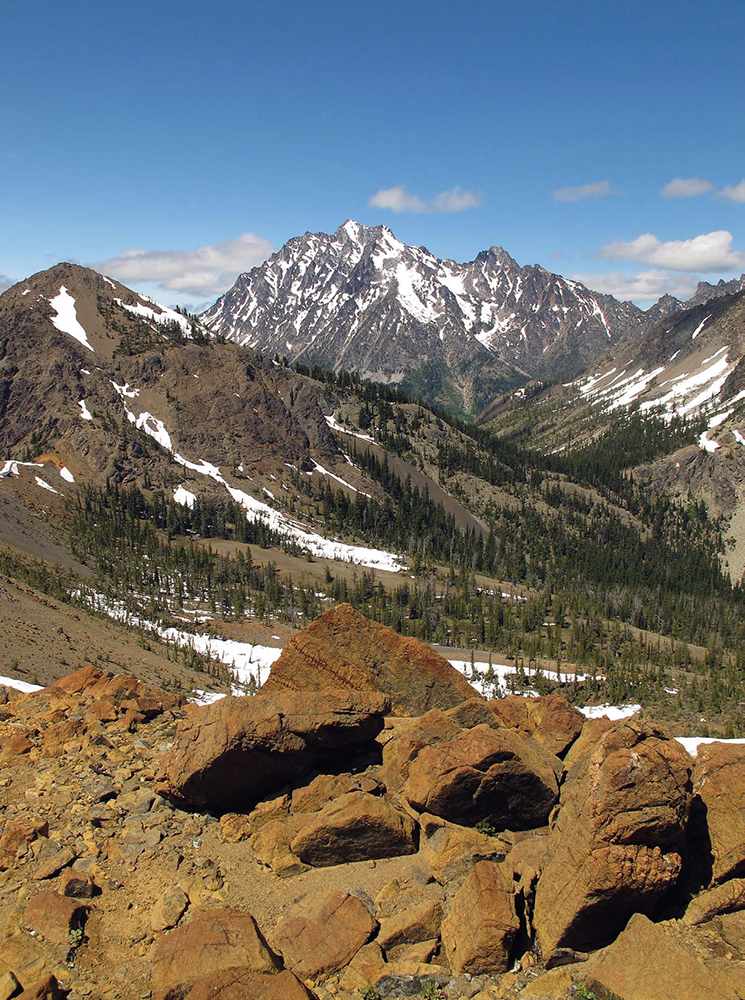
[1,606,745,1000]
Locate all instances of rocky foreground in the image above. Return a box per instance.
[0,606,744,999]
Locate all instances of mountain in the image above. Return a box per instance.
[481,286,745,574]
[687,274,745,308]
[202,220,646,414]
[2,259,745,730]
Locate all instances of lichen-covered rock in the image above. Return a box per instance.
[487,692,584,757]
[693,743,745,884]
[533,720,692,956]
[441,860,519,974]
[161,688,388,811]
[271,890,376,979]
[404,723,560,830]
[290,790,417,866]
[261,603,477,714]
[150,907,278,991]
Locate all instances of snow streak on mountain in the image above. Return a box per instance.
[202,221,645,412]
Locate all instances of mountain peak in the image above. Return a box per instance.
[202,223,645,412]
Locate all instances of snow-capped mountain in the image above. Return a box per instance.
[202,220,645,412]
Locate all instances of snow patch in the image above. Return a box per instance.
[173,485,197,508]
[78,400,93,421]
[59,466,75,483]
[0,675,43,694]
[579,704,641,721]
[49,286,95,353]
[675,736,745,758]
[34,476,61,495]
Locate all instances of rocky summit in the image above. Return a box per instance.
[1,610,745,1000]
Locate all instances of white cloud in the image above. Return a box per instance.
[572,269,699,304]
[601,230,745,272]
[0,274,13,293]
[552,180,613,203]
[369,185,480,214]
[721,179,745,203]
[661,177,714,199]
[97,233,273,297]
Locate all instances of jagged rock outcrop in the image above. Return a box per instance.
[261,603,476,714]
[2,650,745,1000]
[161,688,388,811]
[533,720,692,956]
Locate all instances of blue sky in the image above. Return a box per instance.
[1,0,744,306]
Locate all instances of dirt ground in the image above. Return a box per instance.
[0,573,220,695]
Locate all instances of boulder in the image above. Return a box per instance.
[0,971,21,1000]
[161,688,388,811]
[151,887,190,932]
[251,816,310,877]
[577,913,744,1000]
[291,771,383,813]
[441,861,519,974]
[271,890,376,979]
[683,877,745,925]
[692,743,745,884]
[153,969,314,1000]
[404,724,560,830]
[487,693,584,757]
[150,908,278,991]
[290,791,417,866]
[533,720,692,956]
[23,890,89,945]
[418,812,508,885]
[380,709,463,793]
[15,978,65,1000]
[338,942,387,992]
[0,815,48,871]
[376,896,443,952]
[261,603,477,714]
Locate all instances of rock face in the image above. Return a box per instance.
[404,723,560,830]
[693,743,745,884]
[153,969,314,1000]
[161,688,388,811]
[577,913,744,1000]
[261,603,476,715]
[150,908,278,991]
[441,860,519,974]
[533,721,692,956]
[683,878,745,925]
[488,693,584,758]
[271,890,376,979]
[289,790,417,866]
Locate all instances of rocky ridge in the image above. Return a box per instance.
[1,607,745,999]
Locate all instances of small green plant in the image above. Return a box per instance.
[68,927,84,948]
[360,988,381,1000]
[475,818,499,837]
[419,982,442,1000]
[574,986,599,1000]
